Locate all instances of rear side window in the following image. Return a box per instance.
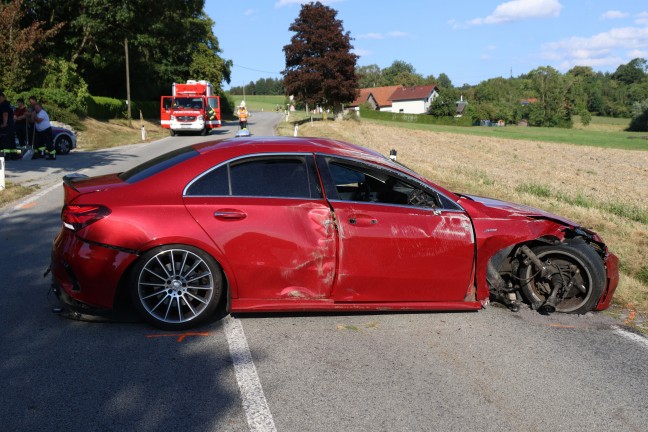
[119,147,198,183]
[185,155,322,199]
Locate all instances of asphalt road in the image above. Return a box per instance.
[1,112,647,432]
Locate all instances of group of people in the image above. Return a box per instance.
[0,93,57,161]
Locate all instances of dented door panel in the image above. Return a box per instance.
[330,201,475,302]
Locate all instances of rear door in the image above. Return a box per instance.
[160,96,172,129]
[183,154,336,300]
[207,96,221,128]
[317,155,475,302]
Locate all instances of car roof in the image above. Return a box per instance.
[193,136,388,161]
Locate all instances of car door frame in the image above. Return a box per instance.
[315,153,477,303]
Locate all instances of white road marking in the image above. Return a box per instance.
[612,325,648,350]
[12,181,62,210]
[224,315,277,432]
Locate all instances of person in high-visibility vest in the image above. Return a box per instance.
[236,101,249,130]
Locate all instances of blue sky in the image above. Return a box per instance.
[208,0,648,89]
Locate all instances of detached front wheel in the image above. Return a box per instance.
[518,241,606,314]
[130,245,222,330]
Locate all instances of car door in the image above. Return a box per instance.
[183,154,337,300]
[160,96,172,128]
[317,155,475,302]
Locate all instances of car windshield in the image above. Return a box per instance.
[119,146,198,183]
[173,98,203,109]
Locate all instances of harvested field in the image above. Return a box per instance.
[293,120,648,315]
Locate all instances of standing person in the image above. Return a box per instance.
[236,101,249,129]
[33,102,55,160]
[0,92,18,160]
[13,98,29,149]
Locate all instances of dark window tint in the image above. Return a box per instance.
[119,147,198,183]
[185,165,229,196]
[185,156,323,199]
[231,158,315,198]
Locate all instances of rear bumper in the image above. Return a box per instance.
[50,228,139,310]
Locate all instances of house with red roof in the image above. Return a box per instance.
[348,85,403,112]
[390,85,440,114]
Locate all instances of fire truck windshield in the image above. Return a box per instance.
[173,98,203,109]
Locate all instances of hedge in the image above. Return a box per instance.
[359,108,473,127]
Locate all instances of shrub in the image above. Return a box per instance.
[627,100,648,132]
[87,96,125,119]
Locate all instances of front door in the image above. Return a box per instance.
[318,156,475,302]
[160,96,172,129]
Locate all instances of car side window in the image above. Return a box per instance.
[186,156,322,199]
[326,160,440,208]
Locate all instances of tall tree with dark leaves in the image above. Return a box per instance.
[282,1,358,117]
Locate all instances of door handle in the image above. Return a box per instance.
[348,214,377,227]
[214,209,247,220]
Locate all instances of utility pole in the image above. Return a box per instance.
[125,37,132,127]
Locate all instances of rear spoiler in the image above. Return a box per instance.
[62,173,89,191]
[62,173,89,204]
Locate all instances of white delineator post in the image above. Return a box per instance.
[0,156,5,190]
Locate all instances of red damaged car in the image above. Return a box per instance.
[51,137,619,329]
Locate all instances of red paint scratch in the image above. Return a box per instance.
[146,332,210,342]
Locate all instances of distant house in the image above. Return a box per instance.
[349,85,403,112]
[390,85,440,114]
[455,96,468,117]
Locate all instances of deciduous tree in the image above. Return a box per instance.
[283,1,358,117]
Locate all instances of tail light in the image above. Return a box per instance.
[61,205,111,231]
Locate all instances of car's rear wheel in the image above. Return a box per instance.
[169,129,176,136]
[56,135,73,155]
[130,245,222,330]
[518,241,606,314]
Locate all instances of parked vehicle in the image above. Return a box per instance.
[52,126,77,155]
[160,80,221,136]
[50,137,619,330]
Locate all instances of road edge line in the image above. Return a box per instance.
[612,325,648,350]
[223,315,277,432]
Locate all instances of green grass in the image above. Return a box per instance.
[516,182,648,224]
[229,95,287,112]
[362,117,648,151]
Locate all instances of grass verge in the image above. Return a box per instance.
[0,182,39,208]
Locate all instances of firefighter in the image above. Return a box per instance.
[236,101,249,130]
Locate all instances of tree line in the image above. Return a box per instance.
[1,0,231,102]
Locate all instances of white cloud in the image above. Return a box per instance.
[357,31,410,40]
[636,12,648,25]
[468,0,563,26]
[244,8,255,16]
[357,33,383,40]
[601,11,629,20]
[541,26,648,69]
[387,31,409,38]
[352,48,371,57]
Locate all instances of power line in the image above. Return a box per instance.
[232,63,282,75]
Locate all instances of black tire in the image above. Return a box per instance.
[200,127,207,136]
[129,245,223,330]
[518,241,606,314]
[169,129,176,136]
[55,135,73,155]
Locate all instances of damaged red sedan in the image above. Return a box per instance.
[51,137,619,330]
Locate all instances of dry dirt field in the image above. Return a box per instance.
[294,119,648,318]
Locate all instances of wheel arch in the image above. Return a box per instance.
[113,240,234,314]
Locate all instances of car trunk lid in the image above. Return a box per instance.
[63,173,127,203]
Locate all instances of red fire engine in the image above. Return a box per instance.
[160,80,221,136]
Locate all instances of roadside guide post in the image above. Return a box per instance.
[0,156,5,190]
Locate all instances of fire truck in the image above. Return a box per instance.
[160,80,221,136]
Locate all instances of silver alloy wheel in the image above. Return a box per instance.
[136,248,215,325]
